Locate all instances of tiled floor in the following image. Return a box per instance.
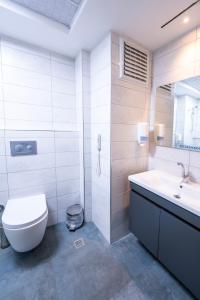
[0,223,194,300]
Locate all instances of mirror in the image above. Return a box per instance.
[155,76,200,152]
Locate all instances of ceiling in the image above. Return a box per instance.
[10,0,82,27]
[0,0,199,57]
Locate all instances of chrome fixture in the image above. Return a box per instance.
[177,162,190,183]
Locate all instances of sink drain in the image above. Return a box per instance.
[73,238,85,249]
[174,194,181,199]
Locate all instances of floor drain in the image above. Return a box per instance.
[73,238,85,249]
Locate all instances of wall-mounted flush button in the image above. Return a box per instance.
[26,145,32,151]
[14,144,24,153]
[10,141,37,156]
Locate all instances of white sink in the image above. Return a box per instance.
[128,170,200,217]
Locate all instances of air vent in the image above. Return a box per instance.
[160,84,172,92]
[120,39,150,86]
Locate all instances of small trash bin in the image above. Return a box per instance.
[66,204,84,231]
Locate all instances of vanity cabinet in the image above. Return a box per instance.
[159,210,200,299]
[130,191,160,256]
[130,184,200,299]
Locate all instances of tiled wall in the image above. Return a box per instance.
[0,37,76,131]
[111,33,151,242]
[0,37,81,226]
[75,50,92,221]
[0,130,80,226]
[150,26,200,183]
[90,34,111,242]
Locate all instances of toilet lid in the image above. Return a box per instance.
[2,194,48,229]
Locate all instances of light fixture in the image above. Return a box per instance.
[183,16,190,24]
[161,0,200,28]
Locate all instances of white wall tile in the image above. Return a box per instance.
[55,138,79,152]
[90,35,111,242]
[2,37,50,59]
[4,102,52,122]
[47,211,57,226]
[9,182,57,199]
[5,119,52,131]
[53,107,76,124]
[57,179,80,197]
[0,173,8,191]
[52,92,76,109]
[57,192,80,210]
[55,152,80,167]
[3,84,51,106]
[51,60,75,80]
[91,105,110,124]
[56,166,80,182]
[6,153,55,173]
[8,168,56,190]
[46,197,57,213]
[153,146,189,164]
[2,65,51,91]
[2,45,51,75]
[51,53,74,65]
[0,37,81,224]
[0,156,7,173]
[52,77,75,95]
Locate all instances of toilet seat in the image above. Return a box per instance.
[2,194,48,230]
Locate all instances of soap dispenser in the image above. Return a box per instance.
[137,122,149,146]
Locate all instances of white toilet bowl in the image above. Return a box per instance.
[2,194,48,252]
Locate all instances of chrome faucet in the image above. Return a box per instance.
[177,162,190,183]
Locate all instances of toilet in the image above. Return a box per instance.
[2,194,48,252]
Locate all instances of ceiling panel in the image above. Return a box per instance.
[10,0,82,27]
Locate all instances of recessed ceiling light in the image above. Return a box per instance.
[183,17,190,24]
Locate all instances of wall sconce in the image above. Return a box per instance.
[137,122,149,146]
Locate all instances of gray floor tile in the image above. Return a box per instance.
[0,222,194,300]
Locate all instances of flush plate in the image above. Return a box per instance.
[10,141,37,156]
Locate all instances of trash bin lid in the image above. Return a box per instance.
[67,204,82,216]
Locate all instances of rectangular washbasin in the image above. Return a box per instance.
[128,170,200,217]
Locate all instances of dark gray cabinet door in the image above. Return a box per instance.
[130,191,160,256]
[159,210,200,299]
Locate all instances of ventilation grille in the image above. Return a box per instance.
[160,84,172,92]
[120,40,150,86]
